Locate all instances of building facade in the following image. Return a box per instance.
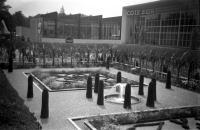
[30,12,121,44]
[16,26,30,41]
[121,0,200,49]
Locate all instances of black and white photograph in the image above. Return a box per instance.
[0,0,200,129]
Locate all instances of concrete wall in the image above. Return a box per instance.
[30,18,43,42]
[42,38,122,44]
[16,26,30,41]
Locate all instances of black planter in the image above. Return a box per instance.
[97,80,104,105]
[8,57,13,72]
[94,73,99,93]
[124,84,131,109]
[138,75,144,95]
[166,70,171,89]
[86,76,92,98]
[117,71,121,83]
[146,81,155,108]
[27,75,33,98]
[40,89,49,118]
[152,77,157,101]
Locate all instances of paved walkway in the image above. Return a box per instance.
[4,67,200,130]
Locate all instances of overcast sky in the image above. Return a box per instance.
[6,0,158,18]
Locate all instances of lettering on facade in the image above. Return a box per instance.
[127,9,154,16]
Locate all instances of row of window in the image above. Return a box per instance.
[136,9,199,27]
[43,20,120,39]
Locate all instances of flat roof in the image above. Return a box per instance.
[123,0,197,10]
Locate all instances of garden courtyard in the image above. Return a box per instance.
[4,67,200,130]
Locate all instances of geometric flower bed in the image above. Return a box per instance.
[69,105,200,130]
[30,69,143,91]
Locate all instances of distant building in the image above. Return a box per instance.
[30,12,122,44]
[16,26,30,41]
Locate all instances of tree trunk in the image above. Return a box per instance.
[110,50,113,63]
[187,62,193,82]
[43,50,45,67]
[87,51,90,65]
[79,52,82,66]
[52,50,55,66]
[146,59,148,71]
[95,52,98,64]
[22,51,24,65]
[71,52,72,67]
[177,66,180,78]
[152,61,155,73]
[61,53,63,67]
[32,51,35,65]
[160,60,163,72]
[139,58,142,73]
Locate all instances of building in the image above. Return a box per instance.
[16,26,30,41]
[30,12,121,44]
[121,0,200,49]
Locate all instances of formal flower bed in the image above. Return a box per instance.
[86,106,199,130]
[31,69,140,90]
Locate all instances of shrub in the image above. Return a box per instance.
[117,72,121,83]
[40,89,49,118]
[94,73,99,93]
[166,70,171,89]
[138,75,144,95]
[27,75,33,98]
[124,84,131,109]
[86,76,92,98]
[146,81,155,108]
[97,80,104,105]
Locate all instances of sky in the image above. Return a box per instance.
[6,0,158,18]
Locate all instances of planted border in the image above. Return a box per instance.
[68,105,200,130]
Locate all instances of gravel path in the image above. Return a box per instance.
[4,67,200,130]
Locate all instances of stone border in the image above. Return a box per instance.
[68,105,200,130]
[104,94,141,104]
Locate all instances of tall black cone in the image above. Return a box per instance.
[27,75,33,98]
[124,84,131,109]
[166,70,171,89]
[152,77,157,101]
[94,73,99,93]
[138,75,144,95]
[86,76,92,98]
[40,89,49,118]
[97,80,104,105]
[146,81,155,108]
[117,71,121,83]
